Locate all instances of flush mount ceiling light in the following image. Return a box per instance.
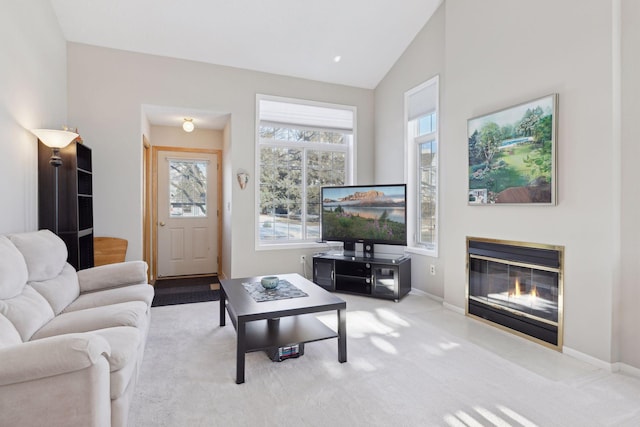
[333,55,342,63]
[182,118,194,132]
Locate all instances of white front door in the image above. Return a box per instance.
[157,150,218,277]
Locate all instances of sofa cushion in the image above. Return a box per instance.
[0,314,21,348]
[0,236,28,299]
[8,230,67,282]
[65,284,154,313]
[0,286,55,341]
[29,264,80,315]
[32,301,148,340]
[89,327,141,400]
[89,327,140,372]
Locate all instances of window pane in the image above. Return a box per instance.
[419,140,437,247]
[418,113,437,136]
[306,150,346,240]
[169,160,207,217]
[259,147,303,241]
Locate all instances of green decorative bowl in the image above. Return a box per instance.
[261,276,279,289]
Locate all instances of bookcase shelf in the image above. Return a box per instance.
[38,140,94,270]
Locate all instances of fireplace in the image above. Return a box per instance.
[466,237,564,350]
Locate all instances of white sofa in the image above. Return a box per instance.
[0,230,154,427]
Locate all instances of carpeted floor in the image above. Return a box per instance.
[129,292,640,426]
[152,275,220,307]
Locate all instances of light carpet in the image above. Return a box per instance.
[129,293,640,426]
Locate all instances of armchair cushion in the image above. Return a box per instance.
[32,301,148,340]
[90,327,140,372]
[78,261,148,293]
[0,314,21,348]
[8,230,67,282]
[0,286,54,341]
[90,327,141,399]
[0,332,110,386]
[0,236,29,299]
[65,284,154,312]
[29,263,80,315]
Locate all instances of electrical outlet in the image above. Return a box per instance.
[300,255,306,264]
[429,264,436,275]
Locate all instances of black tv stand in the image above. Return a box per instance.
[312,253,411,302]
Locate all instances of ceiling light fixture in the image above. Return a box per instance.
[333,55,342,63]
[182,118,194,132]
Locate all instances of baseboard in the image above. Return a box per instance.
[409,288,428,297]
[443,301,465,315]
[562,346,616,372]
[615,362,640,377]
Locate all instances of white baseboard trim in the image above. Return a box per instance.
[615,362,640,377]
[443,301,465,315]
[410,288,445,302]
[562,346,616,372]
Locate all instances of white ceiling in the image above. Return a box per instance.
[50,0,441,129]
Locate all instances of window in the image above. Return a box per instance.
[405,77,439,256]
[256,96,355,248]
[169,159,208,217]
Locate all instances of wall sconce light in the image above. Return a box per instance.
[182,118,194,132]
[237,170,250,190]
[30,129,79,234]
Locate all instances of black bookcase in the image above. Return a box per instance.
[38,140,94,270]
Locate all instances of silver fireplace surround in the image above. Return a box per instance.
[466,237,564,350]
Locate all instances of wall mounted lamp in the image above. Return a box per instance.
[30,129,79,234]
[182,118,194,132]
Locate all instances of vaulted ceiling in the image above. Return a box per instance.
[50,0,441,90]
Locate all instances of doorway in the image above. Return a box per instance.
[153,146,222,278]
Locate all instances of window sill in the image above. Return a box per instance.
[256,241,337,252]
[405,246,438,258]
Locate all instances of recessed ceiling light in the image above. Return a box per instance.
[333,55,342,63]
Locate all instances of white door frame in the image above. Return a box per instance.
[152,146,222,279]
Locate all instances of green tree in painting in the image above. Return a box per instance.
[516,107,544,137]
[468,129,482,166]
[478,122,502,170]
[523,114,553,179]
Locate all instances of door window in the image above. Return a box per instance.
[169,159,208,218]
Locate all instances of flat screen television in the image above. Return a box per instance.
[321,184,407,252]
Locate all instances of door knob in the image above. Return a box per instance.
[159,221,166,226]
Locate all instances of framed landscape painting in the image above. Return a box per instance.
[468,94,557,205]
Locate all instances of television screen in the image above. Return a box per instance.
[321,184,407,246]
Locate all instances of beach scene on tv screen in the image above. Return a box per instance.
[322,186,406,242]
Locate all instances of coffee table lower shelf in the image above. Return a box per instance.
[239,315,338,352]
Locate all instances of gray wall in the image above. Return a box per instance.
[620,0,640,370]
[374,5,446,298]
[66,43,374,279]
[0,1,69,234]
[374,0,640,371]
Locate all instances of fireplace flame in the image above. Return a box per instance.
[530,284,538,298]
[513,277,521,297]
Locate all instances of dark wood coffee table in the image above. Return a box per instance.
[220,273,347,384]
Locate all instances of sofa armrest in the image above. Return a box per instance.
[0,333,111,386]
[77,260,148,293]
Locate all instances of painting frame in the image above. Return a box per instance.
[467,94,558,206]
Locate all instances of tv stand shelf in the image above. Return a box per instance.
[312,254,411,302]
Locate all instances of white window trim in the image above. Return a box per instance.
[255,94,356,251]
[404,76,439,258]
